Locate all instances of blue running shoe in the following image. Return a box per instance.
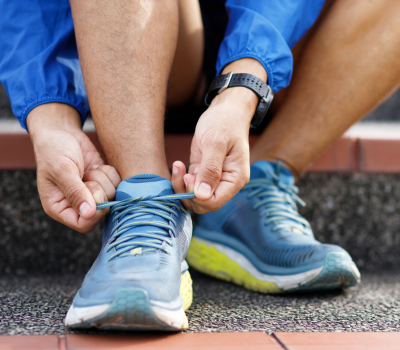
[65,175,195,331]
[187,161,360,293]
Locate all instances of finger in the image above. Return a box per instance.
[53,163,97,220]
[56,181,109,233]
[194,141,226,200]
[85,180,109,205]
[188,165,246,214]
[83,169,116,201]
[188,164,199,176]
[171,161,192,210]
[94,164,122,188]
[171,161,186,193]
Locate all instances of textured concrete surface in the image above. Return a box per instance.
[1,171,400,274]
[0,271,399,335]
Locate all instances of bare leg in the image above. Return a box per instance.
[70,0,179,180]
[168,0,204,107]
[250,0,400,177]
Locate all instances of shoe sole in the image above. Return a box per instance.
[187,237,360,294]
[65,270,193,331]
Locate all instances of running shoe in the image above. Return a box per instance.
[187,161,360,293]
[65,175,195,331]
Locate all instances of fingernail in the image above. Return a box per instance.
[193,166,199,175]
[173,166,179,174]
[198,183,212,198]
[79,202,90,217]
[91,165,99,170]
[184,178,188,188]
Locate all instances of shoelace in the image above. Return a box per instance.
[97,192,196,261]
[242,165,310,235]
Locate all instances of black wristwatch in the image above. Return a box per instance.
[205,72,274,129]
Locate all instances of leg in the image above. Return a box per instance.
[250,0,400,177]
[65,0,203,331]
[70,0,179,180]
[168,0,204,107]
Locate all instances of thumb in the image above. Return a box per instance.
[195,142,225,200]
[54,166,97,220]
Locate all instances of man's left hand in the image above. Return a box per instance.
[172,87,257,214]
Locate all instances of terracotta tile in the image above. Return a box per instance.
[358,139,400,173]
[307,137,357,173]
[0,131,360,173]
[0,132,36,169]
[66,332,280,350]
[289,346,400,350]
[0,335,59,350]
[275,332,400,347]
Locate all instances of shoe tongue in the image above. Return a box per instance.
[112,174,175,256]
[116,174,174,200]
[250,161,294,186]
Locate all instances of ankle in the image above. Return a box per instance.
[253,157,300,181]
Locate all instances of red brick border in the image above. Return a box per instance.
[1,332,400,349]
[0,129,399,173]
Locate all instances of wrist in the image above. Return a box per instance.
[27,103,82,140]
[210,58,268,123]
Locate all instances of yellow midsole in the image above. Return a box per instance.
[180,270,193,311]
[187,237,282,294]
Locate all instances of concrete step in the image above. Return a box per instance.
[0,170,399,274]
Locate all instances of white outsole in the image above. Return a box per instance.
[65,300,186,329]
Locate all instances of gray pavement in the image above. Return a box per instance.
[2,171,400,274]
[0,271,399,335]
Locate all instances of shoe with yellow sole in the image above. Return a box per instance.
[188,161,360,294]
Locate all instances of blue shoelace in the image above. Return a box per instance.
[243,165,310,235]
[97,192,196,261]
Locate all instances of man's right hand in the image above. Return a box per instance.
[27,103,121,233]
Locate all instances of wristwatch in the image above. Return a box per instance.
[205,72,274,129]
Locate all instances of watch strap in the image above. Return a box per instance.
[205,73,269,106]
[204,72,274,129]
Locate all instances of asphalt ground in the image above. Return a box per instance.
[0,270,399,335]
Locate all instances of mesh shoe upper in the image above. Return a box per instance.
[73,175,193,308]
[196,161,350,274]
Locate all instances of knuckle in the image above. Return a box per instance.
[99,164,113,174]
[65,185,84,205]
[202,162,222,183]
[83,170,97,182]
[86,181,103,195]
[99,165,121,186]
[204,137,226,150]
[52,159,76,176]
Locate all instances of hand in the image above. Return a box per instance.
[28,103,121,233]
[171,87,257,213]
